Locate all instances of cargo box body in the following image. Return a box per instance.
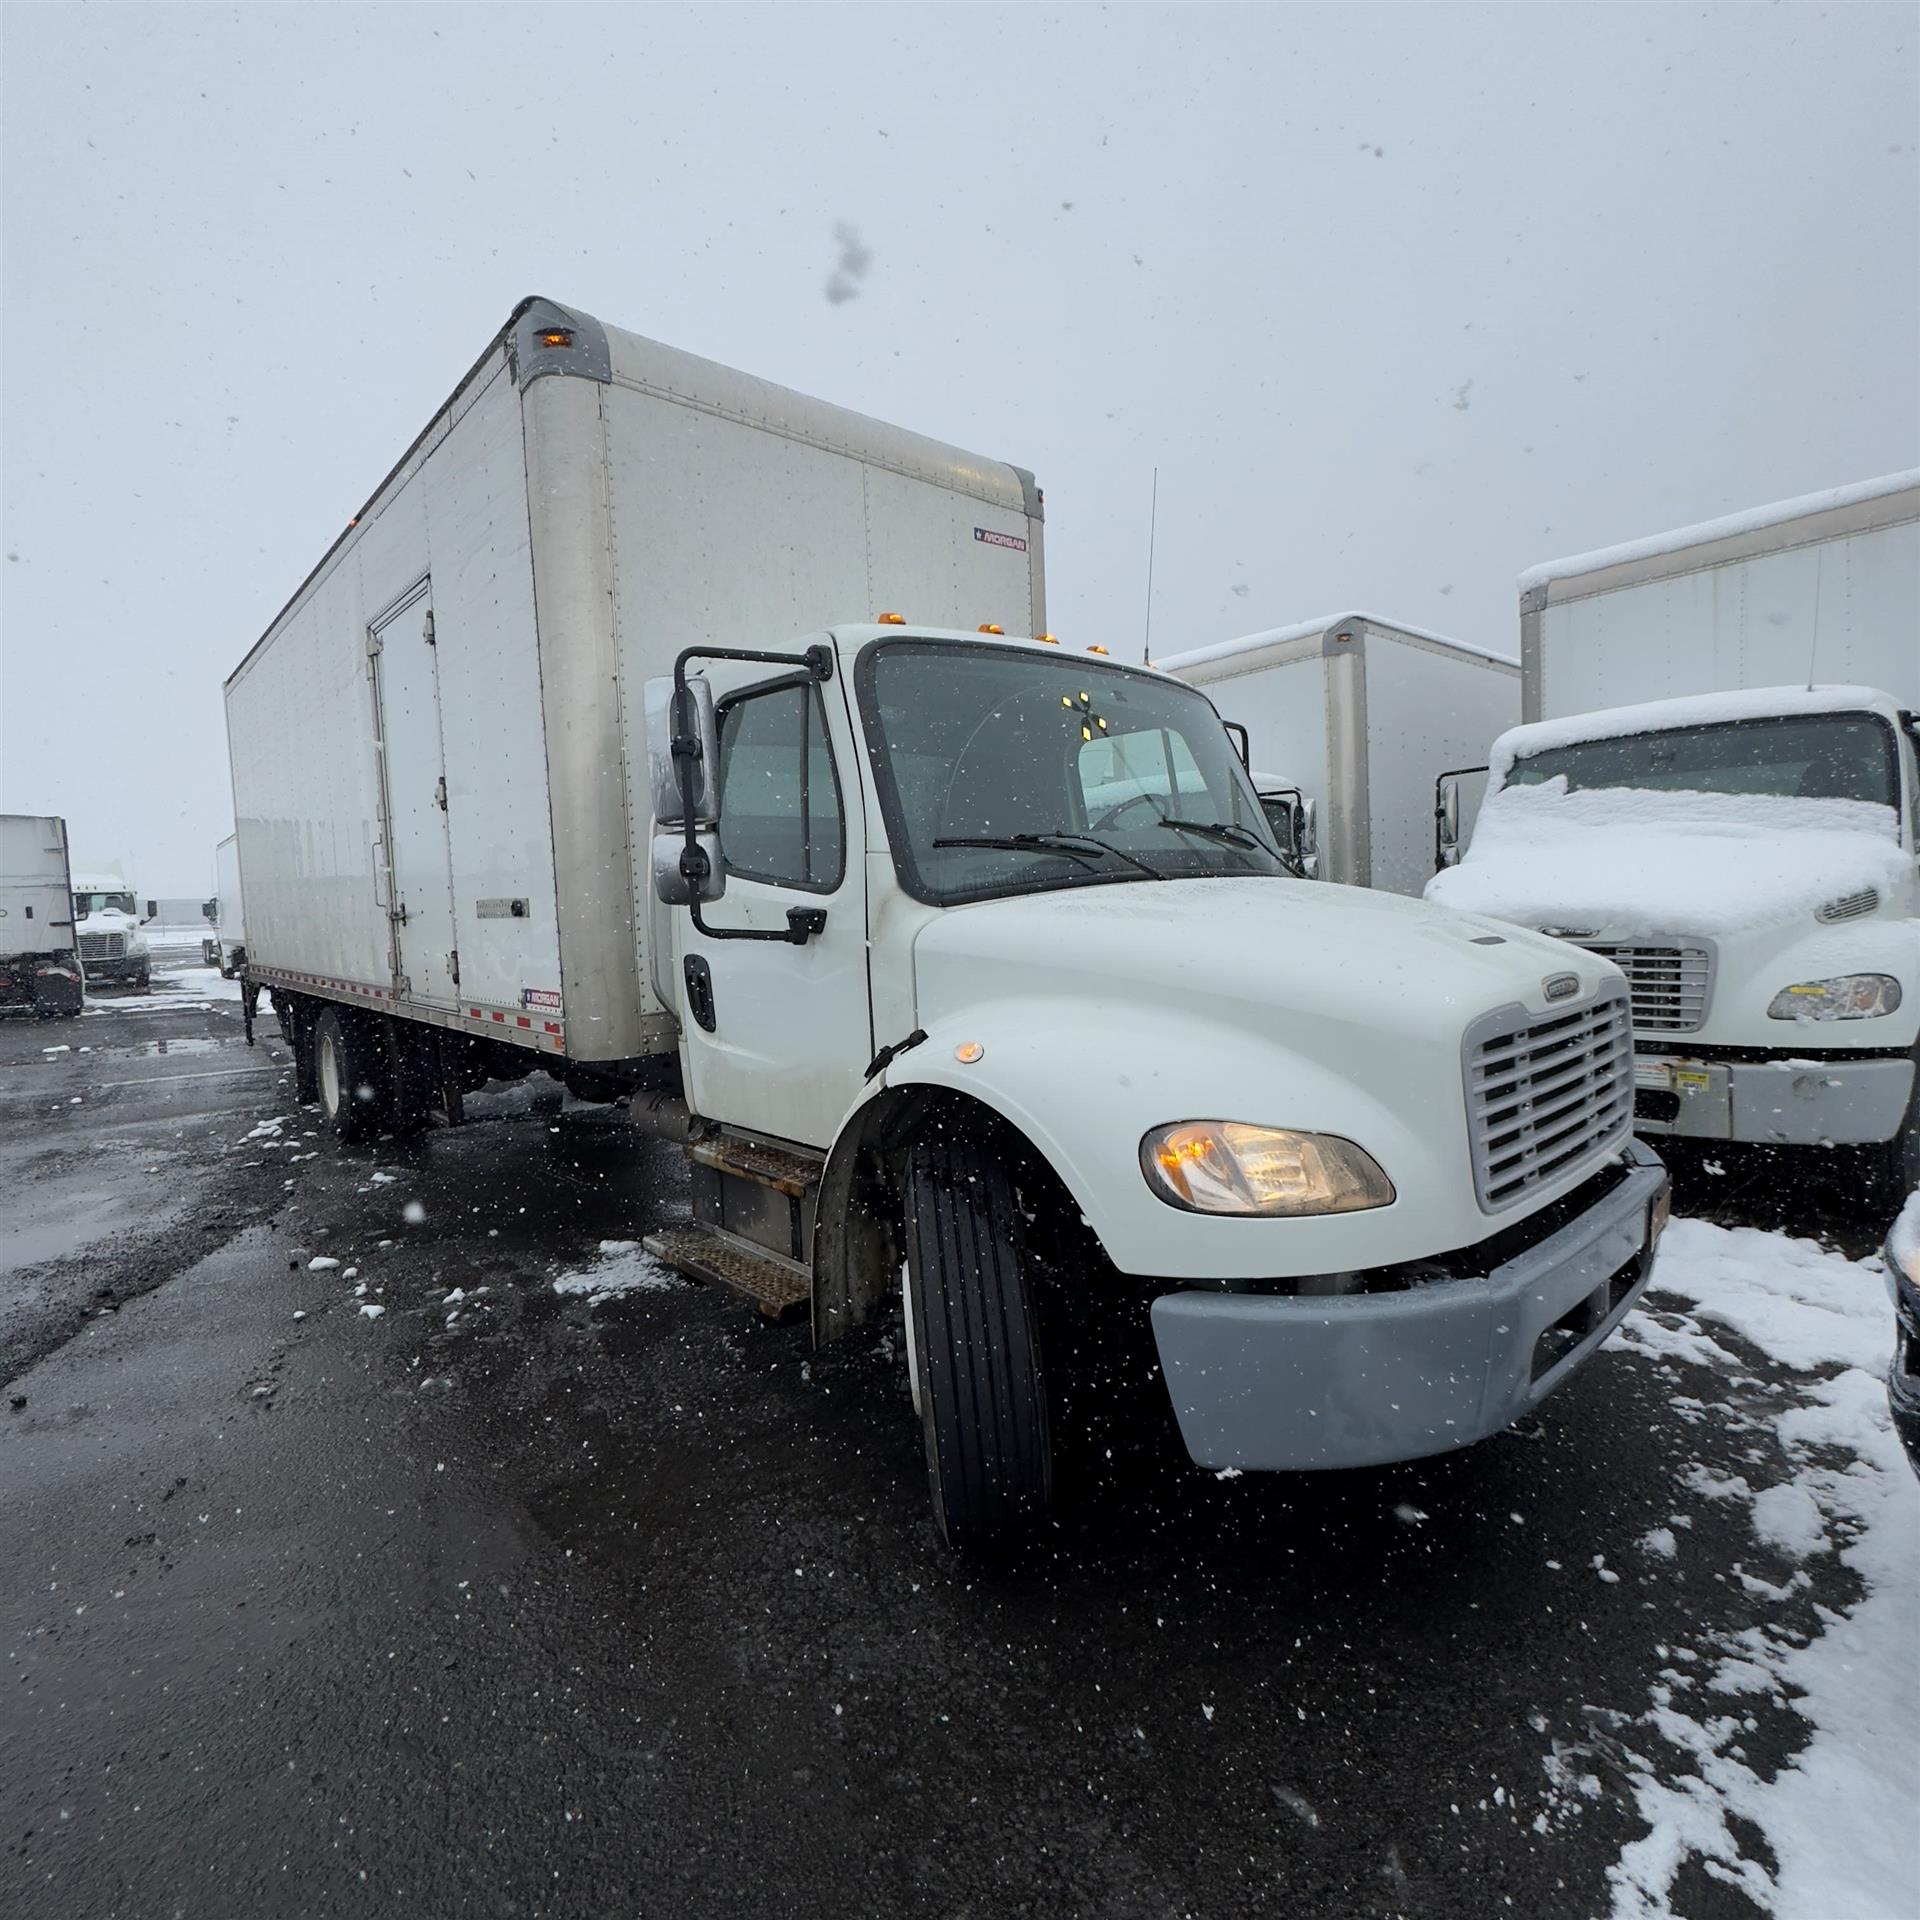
[1159,615,1520,894]
[1,814,80,1013]
[224,299,1045,1067]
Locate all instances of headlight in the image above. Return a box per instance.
[1765,974,1903,1022]
[1140,1122,1395,1216]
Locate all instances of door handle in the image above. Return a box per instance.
[785,908,827,944]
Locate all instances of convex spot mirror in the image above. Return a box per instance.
[643,673,720,826]
[1298,797,1320,879]
[650,830,725,905]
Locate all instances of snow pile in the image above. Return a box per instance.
[551,1239,683,1307]
[1596,1220,1919,1917]
[1890,1188,1920,1281]
[1427,779,1905,937]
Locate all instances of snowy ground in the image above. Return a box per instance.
[1601,1221,1918,1918]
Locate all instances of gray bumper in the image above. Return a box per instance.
[1149,1140,1668,1472]
[1637,1052,1914,1145]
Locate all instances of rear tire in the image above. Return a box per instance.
[901,1129,1052,1552]
[313,1007,380,1143]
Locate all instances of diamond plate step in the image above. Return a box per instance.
[687,1135,824,1197]
[643,1222,811,1321]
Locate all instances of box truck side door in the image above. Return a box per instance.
[370,587,460,1005]
[674,662,873,1151]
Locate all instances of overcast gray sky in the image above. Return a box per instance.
[3,1,1915,893]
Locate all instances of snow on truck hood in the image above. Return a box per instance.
[1428,781,1908,938]
[910,876,1610,1037]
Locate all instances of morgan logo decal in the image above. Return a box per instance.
[1542,973,1580,1002]
[974,527,1028,552]
[521,987,562,1011]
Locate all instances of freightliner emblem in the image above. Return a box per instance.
[1543,973,1580,1001]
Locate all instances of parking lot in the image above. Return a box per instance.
[1,939,1912,1919]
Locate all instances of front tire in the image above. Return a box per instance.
[313,1007,379,1143]
[901,1129,1052,1551]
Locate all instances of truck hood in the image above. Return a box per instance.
[1428,784,1909,939]
[911,875,1611,1055]
[901,876,1630,1279]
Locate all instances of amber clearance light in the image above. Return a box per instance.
[540,328,574,348]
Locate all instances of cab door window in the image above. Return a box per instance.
[715,682,845,891]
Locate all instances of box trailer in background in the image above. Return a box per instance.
[0,814,82,1017]
[201,834,245,974]
[1158,614,1520,894]
[1432,471,1920,1202]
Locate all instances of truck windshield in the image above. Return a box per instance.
[1507,712,1899,809]
[856,640,1287,905]
[74,891,136,915]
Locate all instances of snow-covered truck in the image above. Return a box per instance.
[0,814,83,1017]
[69,867,153,989]
[1158,614,1520,894]
[1431,472,1920,1201]
[224,296,1667,1548]
[200,834,245,975]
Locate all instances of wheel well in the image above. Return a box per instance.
[810,1086,1087,1347]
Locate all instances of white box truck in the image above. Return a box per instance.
[225,297,1667,1549]
[1,814,83,1017]
[200,835,246,975]
[1431,471,1920,1202]
[1158,614,1520,894]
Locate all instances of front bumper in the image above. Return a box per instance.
[82,953,147,984]
[1633,1051,1914,1145]
[1149,1139,1668,1471]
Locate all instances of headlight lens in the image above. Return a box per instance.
[1140,1122,1395,1216]
[1765,974,1903,1022]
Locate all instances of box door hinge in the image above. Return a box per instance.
[423,611,436,646]
[366,630,383,658]
[434,775,448,811]
[448,949,460,986]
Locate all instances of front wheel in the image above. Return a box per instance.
[901,1130,1052,1551]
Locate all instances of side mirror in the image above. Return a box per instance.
[1222,719,1251,771]
[1298,798,1320,880]
[651,830,725,905]
[643,674,720,825]
[145,900,158,922]
[1433,767,1487,872]
[202,898,218,922]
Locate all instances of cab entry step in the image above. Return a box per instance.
[643,1222,812,1322]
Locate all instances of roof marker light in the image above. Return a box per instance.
[540,328,574,349]
[978,623,1004,635]
[1035,632,1060,645]
[877,612,907,625]
[1086,644,1110,655]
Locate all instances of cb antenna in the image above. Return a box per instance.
[1143,466,1159,663]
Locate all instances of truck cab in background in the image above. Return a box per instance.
[70,870,153,990]
[1431,473,1920,1206]
[200,835,246,976]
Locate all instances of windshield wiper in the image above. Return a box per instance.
[1142,815,1268,852]
[932,831,1167,880]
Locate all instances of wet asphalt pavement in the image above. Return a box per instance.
[0,942,1896,1918]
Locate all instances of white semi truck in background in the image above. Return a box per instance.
[1432,471,1920,1203]
[201,834,246,975]
[0,814,83,1017]
[69,867,154,990]
[1159,614,1519,893]
[224,296,1667,1548]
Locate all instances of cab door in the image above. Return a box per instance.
[370,585,460,1005]
[675,661,872,1150]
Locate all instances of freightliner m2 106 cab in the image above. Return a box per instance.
[224,298,1668,1548]
[69,869,153,990]
[1432,474,1920,1206]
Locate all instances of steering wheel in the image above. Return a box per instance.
[1088,791,1164,833]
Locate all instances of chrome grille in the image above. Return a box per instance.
[79,932,126,960]
[1573,941,1711,1033]
[1465,988,1633,1211]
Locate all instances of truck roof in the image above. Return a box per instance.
[1519,469,1920,601]
[1156,612,1517,676]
